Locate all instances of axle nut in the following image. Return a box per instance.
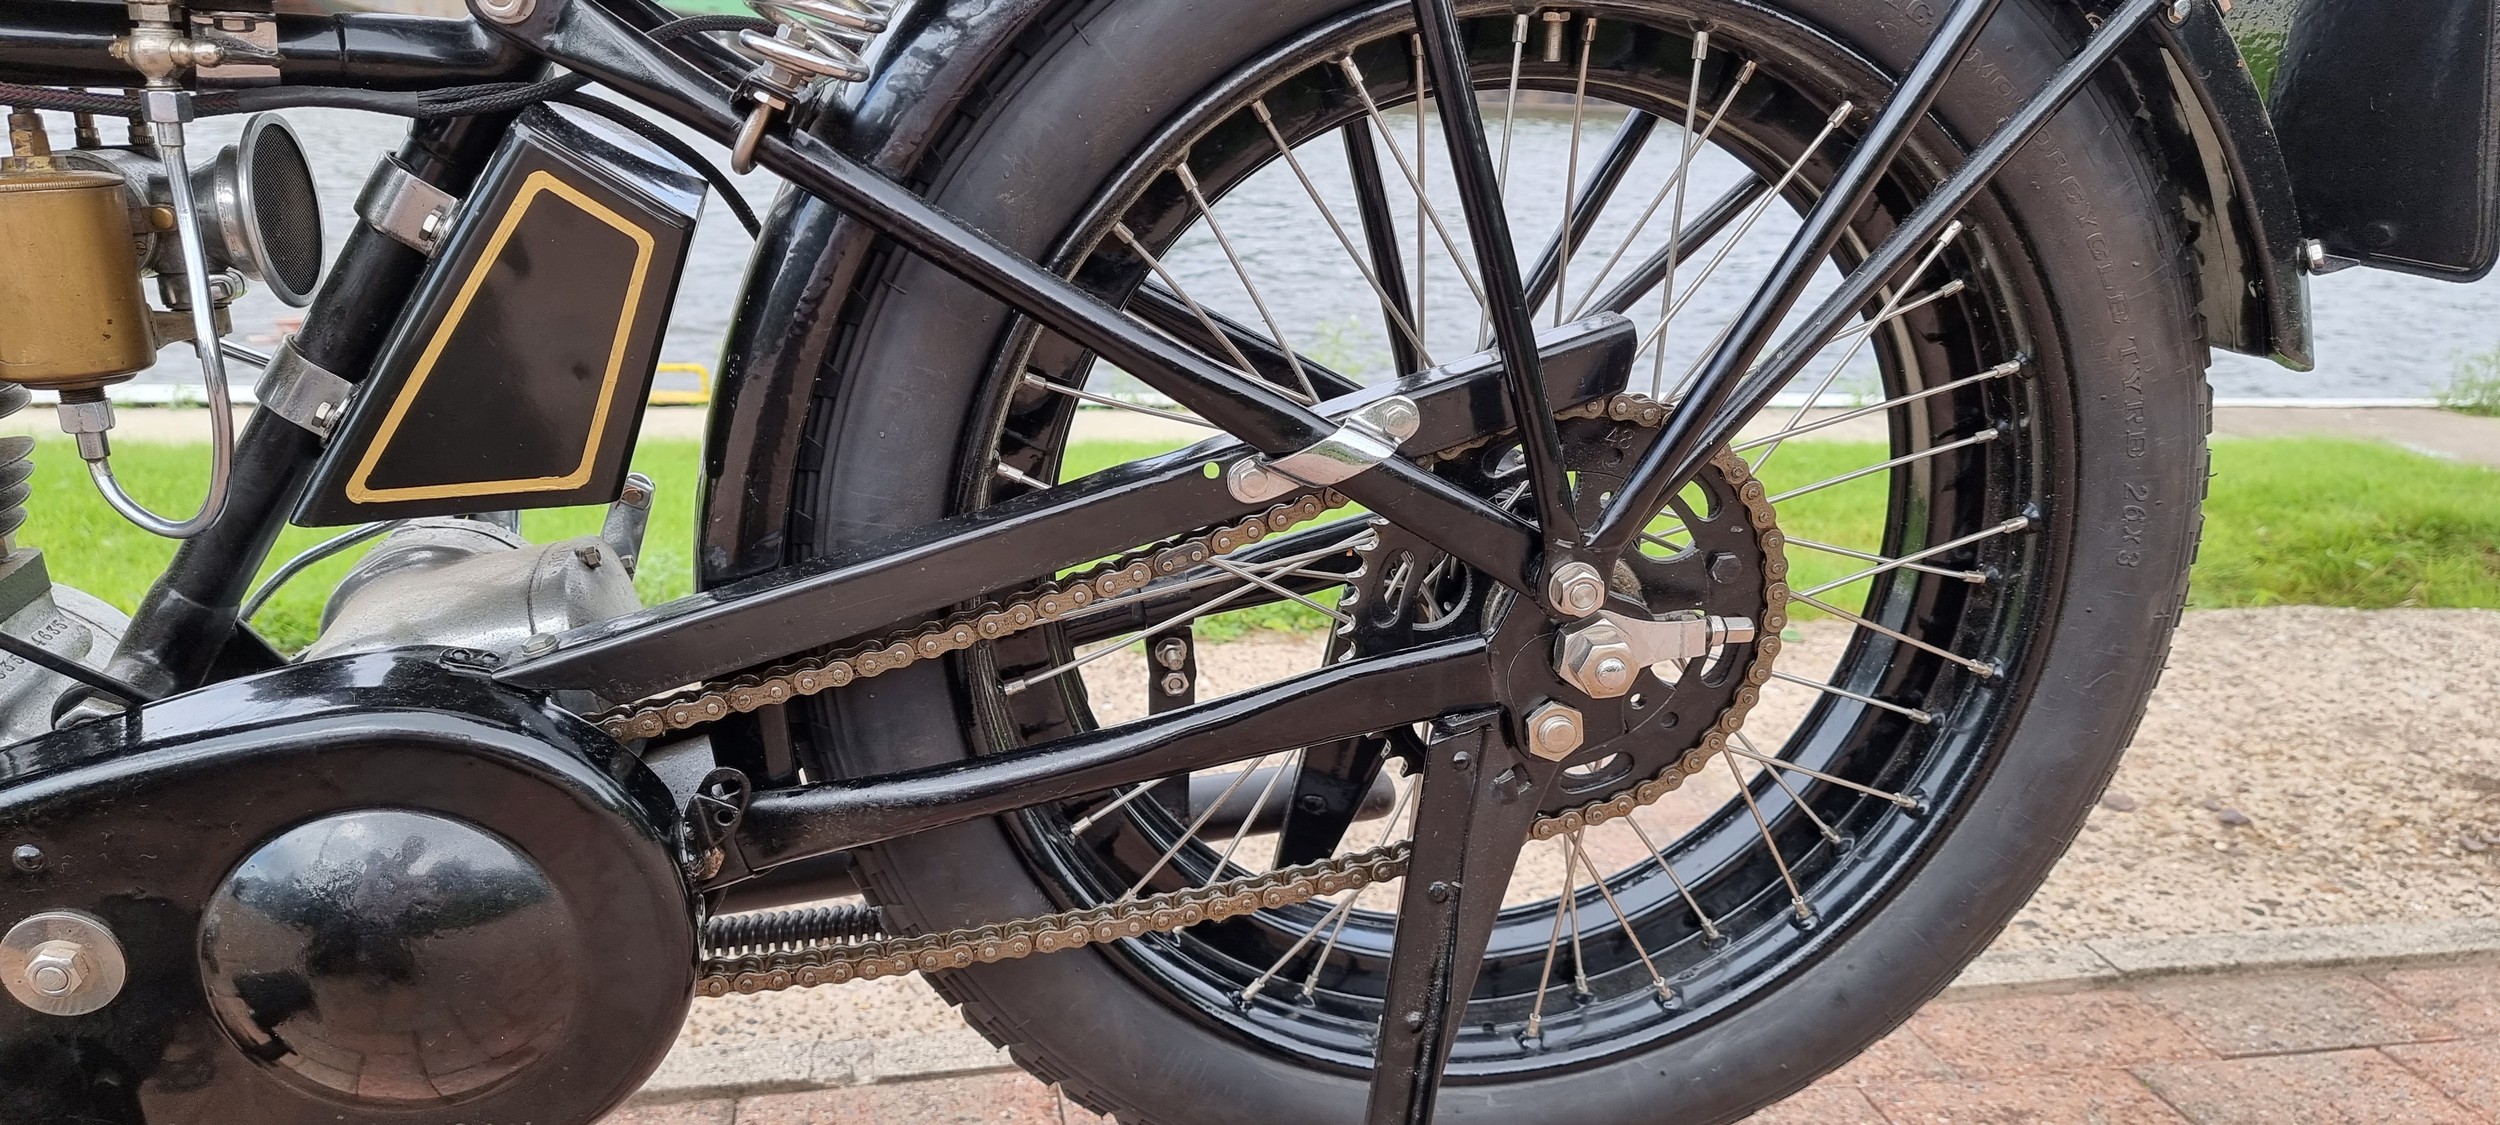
[1546,561,1608,618]
[1556,620,1641,699]
[1525,700,1585,762]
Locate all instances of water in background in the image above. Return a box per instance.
[98,104,2500,401]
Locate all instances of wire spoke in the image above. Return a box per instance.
[1523,865,1574,1039]
[1003,539,1361,695]
[1766,427,2001,505]
[1069,780,1162,836]
[1624,816,1721,941]
[1209,555,1355,626]
[1638,101,1855,369]
[1253,101,1436,368]
[1122,751,1282,901]
[1729,357,2018,452]
[1797,515,2030,599]
[1751,222,1967,471]
[1723,750,1813,924]
[1496,13,1529,193]
[996,462,1052,491]
[1789,588,1998,677]
[1211,749,1303,879]
[1575,45,1748,316]
[1552,17,1597,326]
[1568,830,1672,1002]
[1120,222,1260,375]
[1729,730,1922,811]
[1753,755,1843,846]
[1021,371,1218,431]
[1238,771,1418,1005]
[1339,56,1492,317]
[1585,172,1763,320]
[1174,163,1315,401]
[1768,669,1934,724]
[1784,536,1987,585]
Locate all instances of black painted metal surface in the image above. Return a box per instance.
[496,315,1635,703]
[0,650,694,1124]
[2263,0,2500,279]
[0,4,536,89]
[729,635,1492,871]
[297,105,703,525]
[106,114,514,699]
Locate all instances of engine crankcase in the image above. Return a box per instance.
[0,648,694,1125]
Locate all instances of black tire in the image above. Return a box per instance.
[785,1,2209,1121]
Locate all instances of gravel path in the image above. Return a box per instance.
[677,606,2500,1050]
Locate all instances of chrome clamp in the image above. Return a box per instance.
[254,338,354,440]
[356,158,460,256]
[1226,396,1421,504]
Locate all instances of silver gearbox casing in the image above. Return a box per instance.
[0,551,128,747]
[302,518,642,663]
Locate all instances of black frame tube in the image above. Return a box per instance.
[103,113,518,697]
[1522,110,1656,315]
[732,635,1490,868]
[501,317,1636,701]
[503,0,1545,595]
[1589,0,2166,553]
[1405,0,1579,559]
[1342,121,1424,377]
[1588,0,2003,554]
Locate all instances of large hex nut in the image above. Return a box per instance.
[1556,619,1640,699]
[1525,701,1585,762]
[1545,561,1607,618]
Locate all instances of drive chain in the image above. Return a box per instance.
[638,393,1787,998]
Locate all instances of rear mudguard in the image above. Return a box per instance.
[695,0,2317,604]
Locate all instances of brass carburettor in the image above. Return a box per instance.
[0,109,157,390]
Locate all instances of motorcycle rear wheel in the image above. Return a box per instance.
[787,1,2210,1121]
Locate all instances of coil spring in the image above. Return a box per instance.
[0,385,33,544]
[703,903,885,954]
[738,0,895,87]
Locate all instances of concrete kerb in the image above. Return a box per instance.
[626,916,2500,1106]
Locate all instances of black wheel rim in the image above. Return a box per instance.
[944,0,2064,1078]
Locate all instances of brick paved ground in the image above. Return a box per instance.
[605,962,2500,1123]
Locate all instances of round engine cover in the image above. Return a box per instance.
[0,650,693,1125]
[198,809,580,1106]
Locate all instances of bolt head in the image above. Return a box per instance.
[1546,561,1608,618]
[1709,551,1744,584]
[519,634,558,657]
[24,942,84,999]
[1525,701,1585,762]
[1373,398,1420,442]
[8,846,40,874]
[1556,620,1640,699]
[2167,0,2192,22]
[1159,672,1191,696]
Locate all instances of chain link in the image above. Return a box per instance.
[667,394,1787,996]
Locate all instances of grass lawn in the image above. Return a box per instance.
[14,435,2496,652]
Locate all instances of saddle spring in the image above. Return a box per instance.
[729,0,897,172]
